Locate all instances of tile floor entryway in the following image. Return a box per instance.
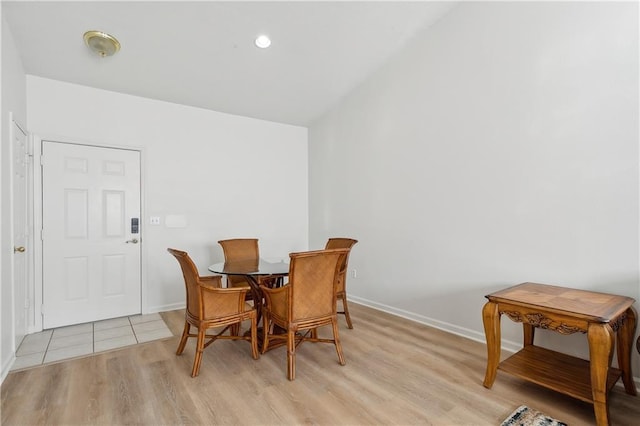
[11,313,173,371]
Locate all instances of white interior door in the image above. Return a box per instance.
[11,119,29,347]
[42,141,141,329]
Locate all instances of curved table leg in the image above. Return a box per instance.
[243,275,263,324]
[617,307,637,395]
[243,274,288,353]
[482,301,501,388]
[588,322,614,426]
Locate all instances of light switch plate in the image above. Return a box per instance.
[150,216,161,225]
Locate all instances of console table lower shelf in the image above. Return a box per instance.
[499,345,622,404]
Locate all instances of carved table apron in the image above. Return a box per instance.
[482,282,636,426]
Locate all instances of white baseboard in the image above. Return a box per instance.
[144,302,185,315]
[1,352,16,385]
[348,295,640,387]
[349,295,523,354]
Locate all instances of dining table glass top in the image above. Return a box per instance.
[208,258,289,276]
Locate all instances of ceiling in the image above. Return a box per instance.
[3,1,456,126]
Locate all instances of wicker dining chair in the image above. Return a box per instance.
[218,238,284,290]
[260,248,350,380]
[218,238,266,335]
[168,248,258,377]
[325,238,358,329]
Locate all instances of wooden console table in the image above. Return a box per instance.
[482,282,637,426]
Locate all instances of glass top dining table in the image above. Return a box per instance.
[208,258,289,317]
[208,258,289,350]
[208,258,289,277]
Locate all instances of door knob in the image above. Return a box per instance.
[125,238,139,244]
[14,246,26,253]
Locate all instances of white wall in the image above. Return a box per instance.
[1,15,28,381]
[5,0,639,384]
[27,76,308,315]
[309,1,639,362]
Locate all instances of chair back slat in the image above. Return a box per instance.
[218,238,260,288]
[288,249,349,321]
[167,248,201,319]
[218,238,259,262]
[324,238,358,292]
[325,238,357,272]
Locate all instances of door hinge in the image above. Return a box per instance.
[41,229,44,241]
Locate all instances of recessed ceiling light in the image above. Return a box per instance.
[255,35,271,49]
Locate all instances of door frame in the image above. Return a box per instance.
[32,135,147,331]
[8,113,32,344]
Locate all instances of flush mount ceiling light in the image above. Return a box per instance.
[83,30,121,57]
[255,34,271,49]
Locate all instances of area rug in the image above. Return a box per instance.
[500,405,567,426]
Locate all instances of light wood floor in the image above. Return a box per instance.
[2,303,640,425]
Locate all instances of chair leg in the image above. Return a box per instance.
[250,317,259,360]
[230,323,240,337]
[191,328,205,377]
[176,321,190,355]
[261,312,270,354]
[341,294,354,329]
[287,328,296,380]
[332,318,346,366]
